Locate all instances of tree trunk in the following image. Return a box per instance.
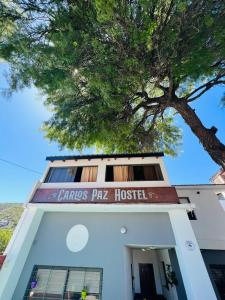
[171,100,225,170]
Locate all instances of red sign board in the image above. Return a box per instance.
[30,187,178,204]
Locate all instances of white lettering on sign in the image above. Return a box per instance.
[57,189,88,202]
[115,189,148,201]
[91,189,108,201]
[54,188,158,202]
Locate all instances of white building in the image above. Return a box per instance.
[0,153,225,300]
[211,169,225,184]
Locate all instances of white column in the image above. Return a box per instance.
[96,160,106,183]
[169,209,217,300]
[123,247,133,300]
[0,206,43,300]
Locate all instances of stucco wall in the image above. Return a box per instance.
[12,211,175,300]
[175,186,225,250]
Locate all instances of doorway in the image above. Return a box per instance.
[139,263,157,300]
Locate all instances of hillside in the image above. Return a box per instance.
[0,203,24,253]
[0,203,24,229]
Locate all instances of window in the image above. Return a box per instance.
[210,264,225,300]
[217,193,225,201]
[45,167,98,183]
[178,197,197,220]
[105,164,163,182]
[24,266,103,300]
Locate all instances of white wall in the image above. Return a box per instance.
[175,185,225,250]
[132,249,162,295]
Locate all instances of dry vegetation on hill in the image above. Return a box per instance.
[0,203,24,253]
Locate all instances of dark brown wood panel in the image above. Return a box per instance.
[30,187,179,204]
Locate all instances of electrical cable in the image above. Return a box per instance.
[0,157,42,175]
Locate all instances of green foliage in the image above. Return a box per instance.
[0,229,12,253]
[0,0,225,156]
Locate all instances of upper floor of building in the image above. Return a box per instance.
[26,153,225,217]
[29,153,180,204]
[40,152,170,188]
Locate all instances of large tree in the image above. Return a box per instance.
[0,0,225,168]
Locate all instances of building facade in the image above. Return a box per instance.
[0,153,225,300]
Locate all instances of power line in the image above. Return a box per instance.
[0,157,42,175]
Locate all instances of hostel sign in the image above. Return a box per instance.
[30,187,178,204]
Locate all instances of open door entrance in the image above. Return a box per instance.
[139,263,157,300]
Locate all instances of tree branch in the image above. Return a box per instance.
[185,76,225,102]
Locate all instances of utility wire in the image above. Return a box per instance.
[0,157,42,175]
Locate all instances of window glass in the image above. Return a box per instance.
[24,266,102,300]
[33,269,50,294]
[45,167,77,182]
[105,164,163,181]
[45,167,98,183]
[26,268,67,299]
[66,270,85,293]
[46,269,67,295]
[85,271,101,294]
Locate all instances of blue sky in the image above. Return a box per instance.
[0,63,224,203]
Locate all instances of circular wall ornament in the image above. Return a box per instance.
[185,240,195,251]
[66,224,89,252]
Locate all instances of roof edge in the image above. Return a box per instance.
[46,152,164,161]
[174,183,225,188]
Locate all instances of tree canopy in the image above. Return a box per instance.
[0,0,225,168]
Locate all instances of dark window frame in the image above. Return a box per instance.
[105,164,164,182]
[24,265,103,300]
[178,197,197,220]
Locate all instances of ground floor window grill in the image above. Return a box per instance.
[24,265,103,300]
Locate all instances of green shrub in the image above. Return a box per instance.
[0,229,12,253]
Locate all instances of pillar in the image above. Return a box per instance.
[169,209,217,300]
